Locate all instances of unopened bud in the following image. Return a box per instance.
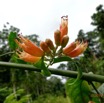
[54,30,61,46]
[61,35,69,47]
[40,41,51,54]
[45,39,55,50]
[60,16,68,42]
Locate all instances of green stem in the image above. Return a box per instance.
[57,46,63,56]
[46,58,54,68]
[47,45,59,68]
[75,62,82,81]
[0,51,15,57]
[11,69,17,99]
[0,62,104,82]
[68,61,82,85]
[54,45,58,56]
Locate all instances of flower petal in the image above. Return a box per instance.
[66,42,88,57]
[63,41,80,55]
[17,51,41,63]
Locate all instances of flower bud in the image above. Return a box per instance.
[60,15,68,42]
[61,35,69,48]
[54,30,61,46]
[40,41,51,54]
[45,39,54,50]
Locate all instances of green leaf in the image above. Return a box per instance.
[41,60,51,76]
[4,89,31,103]
[92,96,101,103]
[34,59,43,69]
[34,58,51,76]
[65,78,91,103]
[19,94,31,103]
[53,56,72,64]
[8,32,18,50]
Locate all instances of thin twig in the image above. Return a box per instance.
[0,51,15,57]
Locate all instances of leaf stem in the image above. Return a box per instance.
[46,45,59,68]
[73,61,82,84]
[90,81,103,102]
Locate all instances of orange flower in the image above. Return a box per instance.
[60,15,68,42]
[63,41,87,57]
[63,41,79,55]
[17,51,41,63]
[15,35,44,57]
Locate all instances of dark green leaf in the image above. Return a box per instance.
[41,59,51,76]
[34,59,42,69]
[92,96,101,103]
[53,56,72,64]
[8,32,18,50]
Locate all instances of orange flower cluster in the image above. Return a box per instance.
[15,16,87,63]
[54,15,87,57]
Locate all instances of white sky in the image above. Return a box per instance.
[0,0,104,43]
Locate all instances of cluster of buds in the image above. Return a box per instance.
[40,39,54,56]
[15,16,87,64]
[54,15,68,47]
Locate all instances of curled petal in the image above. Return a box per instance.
[15,35,44,57]
[17,51,41,63]
[63,41,80,55]
[66,42,88,57]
